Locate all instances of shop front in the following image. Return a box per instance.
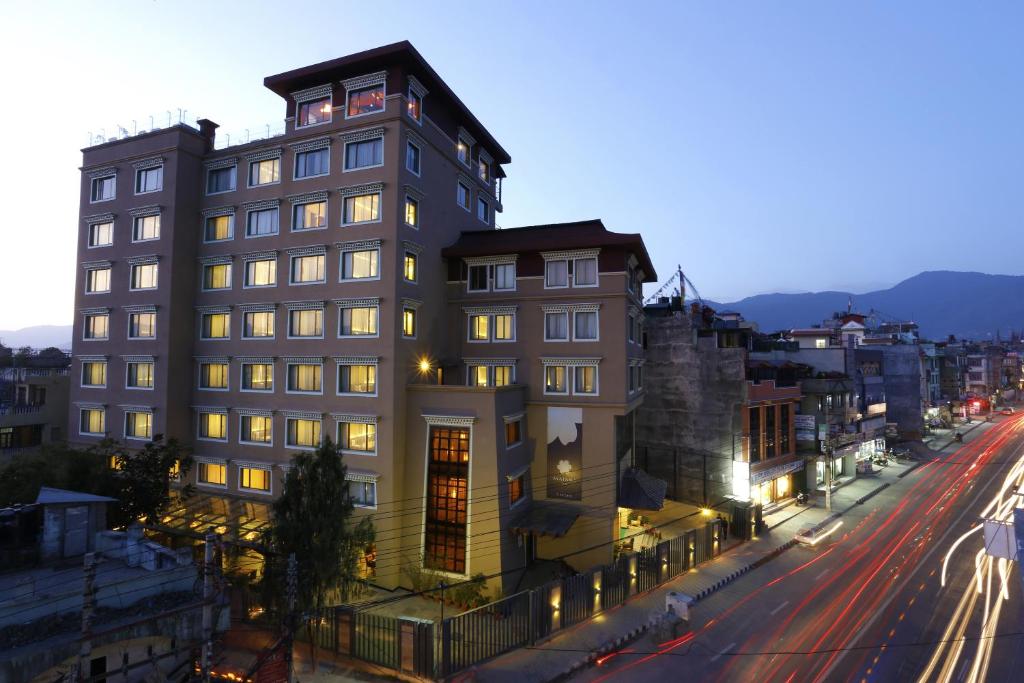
[749,457,804,507]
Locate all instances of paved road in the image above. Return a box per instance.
[575,416,1024,683]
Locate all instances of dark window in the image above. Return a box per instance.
[207,166,236,194]
[406,142,421,174]
[765,404,776,459]
[780,404,791,454]
[749,406,761,462]
[468,265,488,291]
[424,427,470,574]
[295,148,329,178]
[345,138,383,170]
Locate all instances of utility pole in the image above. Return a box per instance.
[201,532,217,683]
[286,552,297,683]
[822,385,834,512]
[76,552,97,683]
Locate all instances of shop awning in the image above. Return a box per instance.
[509,501,580,538]
[618,468,668,511]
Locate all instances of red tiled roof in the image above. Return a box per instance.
[441,219,657,281]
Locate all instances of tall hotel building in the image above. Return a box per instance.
[69,42,655,590]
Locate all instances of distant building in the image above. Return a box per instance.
[1,364,70,460]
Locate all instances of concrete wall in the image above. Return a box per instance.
[636,309,747,505]
[880,344,924,439]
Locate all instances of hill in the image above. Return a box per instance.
[0,325,73,350]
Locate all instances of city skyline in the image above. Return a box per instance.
[4,1,1024,327]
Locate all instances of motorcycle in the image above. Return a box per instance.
[954,432,963,442]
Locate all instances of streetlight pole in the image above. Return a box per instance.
[823,387,832,513]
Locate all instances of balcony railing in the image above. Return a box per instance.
[85,110,285,152]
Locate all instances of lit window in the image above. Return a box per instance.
[249,158,280,186]
[287,363,322,393]
[509,472,525,506]
[341,249,379,280]
[88,222,112,247]
[240,466,271,492]
[288,309,323,338]
[245,258,277,287]
[286,418,321,448]
[207,166,236,194]
[343,193,380,224]
[407,87,422,122]
[130,263,158,290]
[198,412,227,440]
[468,365,489,387]
[339,364,377,394]
[135,166,163,194]
[199,362,229,390]
[125,411,152,440]
[339,422,376,454]
[81,361,106,387]
[298,96,332,127]
[240,416,273,444]
[406,141,421,175]
[404,196,419,227]
[457,182,471,211]
[469,315,489,341]
[243,311,275,338]
[477,198,489,223]
[457,137,471,166]
[241,363,273,391]
[86,268,111,294]
[339,307,378,336]
[83,314,108,340]
[403,252,417,282]
[198,462,226,486]
[505,419,522,447]
[493,365,513,387]
[203,263,231,290]
[201,313,230,339]
[574,257,598,286]
[403,307,416,338]
[91,175,115,202]
[349,480,377,508]
[478,158,490,184]
[126,362,154,389]
[494,314,514,341]
[545,260,568,288]
[290,254,325,284]
[574,311,598,341]
[544,366,567,394]
[294,148,329,179]
[545,312,569,341]
[247,208,279,237]
[344,138,383,170]
[204,215,233,242]
[293,201,327,231]
[80,408,105,435]
[347,84,385,117]
[574,366,598,395]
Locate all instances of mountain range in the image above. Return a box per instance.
[0,325,73,350]
[709,271,1024,340]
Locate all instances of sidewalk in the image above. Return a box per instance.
[470,459,918,683]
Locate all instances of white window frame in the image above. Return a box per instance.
[467,263,490,292]
[197,361,230,392]
[478,155,491,185]
[543,365,569,396]
[239,362,274,393]
[287,308,325,340]
[337,300,381,339]
[404,194,420,229]
[573,365,600,396]
[199,312,231,341]
[238,414,274,447]
[344,77,387,120]
[196,411,229,443]
[336,359,379,397]
[201,262,232,292]
[402,305,418,339]
[203,213,235,243]
[131,214,161,243]
[206,165,237,195]
[82,313,109,341]
[285,362,324,395]
[129,263,159,291]
[456,181,471,212]
[295,88,333,129]
[544,259,569,289]
[126,310,156,339]
[339,246,381,282]
[78,407,106,437]
[291,199,329,232]
[125,361,155,391]
[477,197,489,224]
[403,250,418,284]
[493,262,516,292]
[241,310,276,340]
[85,267,111,295]
[508,470,528,509]
[457,135,472,167]
[337,419,378,456]
[542,360,600,397]
[465,362,517,388]
[80,360,107,388]
[245,207,280,238]
[196,459,228,489]
[243,257,278,289]
[87,221,113,249]
[134,165,163,195]
[572,309,600,342]
[504,414,524,448]
[123,410,153,442]
[544,311,570,342]
[573,256,599,288]
[90,175,116,203]
[348,478,378,509]
[293,147,330,180]
[285,416,322,450]
[343,136,384,172]
[406,140,421,176]
[247,157,281,188]
[466,309,517,343]
[342,191,382,226]
[288,253,327,286]
[407,81,424,125]
[237,462,274,495]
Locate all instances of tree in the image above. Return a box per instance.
[96,437,194,527]
[261,437,374,672]
[12,346,31,367]
[32,346,70,368]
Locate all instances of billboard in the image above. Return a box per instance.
[547,407,583,500]
[795,414,816,442]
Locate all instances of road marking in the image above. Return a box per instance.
[815,569,829,581]
[710,642,736,663]
[769,600,789,615]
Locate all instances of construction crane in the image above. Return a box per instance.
[644,264,704,306]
